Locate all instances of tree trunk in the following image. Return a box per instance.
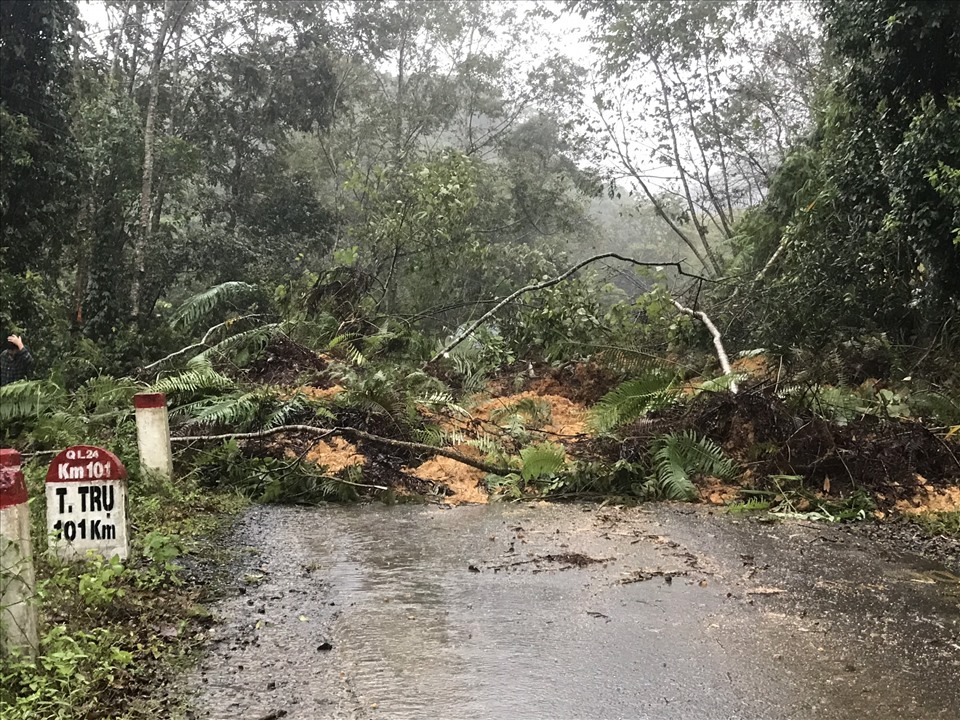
[126,2,145,96]
[108,2,132,83]
[653,60,723,276]
[131,0,174,321]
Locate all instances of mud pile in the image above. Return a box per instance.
[245,336,330,385]
[605,384,960,512]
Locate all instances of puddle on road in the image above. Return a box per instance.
[187,503,960,720]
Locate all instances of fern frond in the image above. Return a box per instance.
[327,333,366,366]
[779,384,865,424]
[520,442,566,481]
[74,375,141,414]
[172,281,258,329]
[497,413,531,442]
[593,346,663,374]
[0,380,67,421]
[195,323,278,368]
[588,369,678,434]
[338,374,410,430]
[30,410,89,447]
[490,398,552,429]
[416,426,459,447]
[450,352,479,378]
[649,431,737,500]
[466,433,503,456]
[152,364,236,398]
[181,392,261,429]
[416,391,471,419]
[264,394,325,429]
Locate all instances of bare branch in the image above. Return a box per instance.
[171,425,511,476]
[427,252,715,365]
[670,300,739,393]
[141,314,263,372]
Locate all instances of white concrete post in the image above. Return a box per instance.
[45,446,130,561]
[0,448,39,658]
[134,393,173,481]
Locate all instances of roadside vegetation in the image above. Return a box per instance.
[1,0,958,717]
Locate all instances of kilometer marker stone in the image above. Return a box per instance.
[46,445,130,560]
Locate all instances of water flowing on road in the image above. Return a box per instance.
[185,502,960,720]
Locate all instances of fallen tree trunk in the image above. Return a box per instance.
[171,424,511,476]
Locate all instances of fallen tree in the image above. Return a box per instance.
[171,424,512,475]
[427,252,738,393]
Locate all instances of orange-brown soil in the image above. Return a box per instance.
[301,437,365,473]
[895,481,960,514]
[405,445,489,505]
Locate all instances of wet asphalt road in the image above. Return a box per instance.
[185,503,960,720]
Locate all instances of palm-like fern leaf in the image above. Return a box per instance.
[0,380,67,421]
[181,392,262,429]
[327,333,367,366]
[74,375,141,415]
[194,323,278,366]
[588,369,678,434]
[649,431,737,500]
[172,281,258,329]
[152,360,236,399]
[30,410,89,447]
[490,398,552,429]
[520,442,566,481]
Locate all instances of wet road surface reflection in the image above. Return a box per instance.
[187,503,960,719]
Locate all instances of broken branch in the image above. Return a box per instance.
[171,424,511,476]
[670,300,739,393]
[427,253,715,364]
[141,313,263,372]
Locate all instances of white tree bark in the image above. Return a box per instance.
[670,300,739,393]
[131,1,174,320]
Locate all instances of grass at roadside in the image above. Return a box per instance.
[0,459,247,720]
[909,510,960,539]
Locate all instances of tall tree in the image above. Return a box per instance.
[0,0,81,276]
[132,0,181,319]
[729,0,960,346]
[568,0,822,275]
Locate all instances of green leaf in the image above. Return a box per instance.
[520,442,566,480]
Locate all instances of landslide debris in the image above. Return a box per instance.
[596,384,960,513]
[234,353,959,517]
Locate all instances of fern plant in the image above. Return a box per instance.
[416,391,470,419]
[193,323,278,367]
[588,369,679,434]
[490,398,552,429]
[647,431,737,500]
[172,281,258,330]
[337,370,413,432]
[151,357,236,399]
[519,442,566,481]
[73,375,140,414]
[29,410,90,448]
[0,379,67,422]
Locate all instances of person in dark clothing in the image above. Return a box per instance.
[0,334,34,385]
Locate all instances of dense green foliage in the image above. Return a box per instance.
[730,0,960,351]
